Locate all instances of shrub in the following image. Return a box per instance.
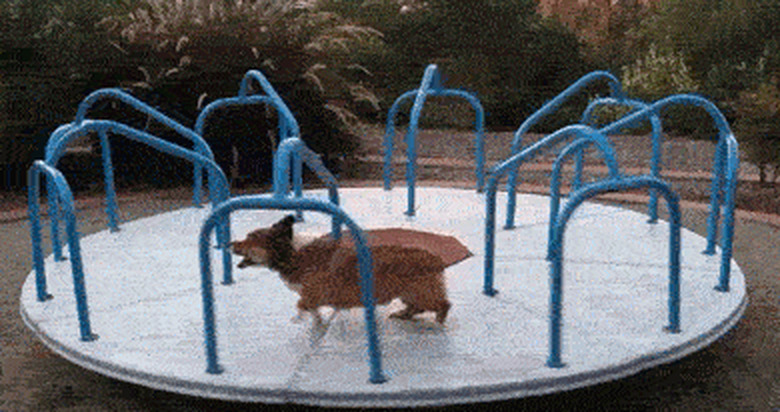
[733,75,780,184]
[103,0,379,187]
[620,44,715,138]
[0,0,132,189]
[326,0,589,130]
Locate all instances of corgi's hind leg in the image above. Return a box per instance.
[434,301,451,324]
[297,298,324,325]
[416,274,451,324]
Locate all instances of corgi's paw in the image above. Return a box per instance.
[311,310,325,326]
[389,307,423,320]
[291,310,305,323]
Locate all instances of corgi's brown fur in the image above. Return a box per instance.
[231,215,451,323]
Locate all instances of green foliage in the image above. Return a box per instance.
[0,0,134,188]
[325,0,588,129]
[621,45,699,101]
[620,43,717,138]
[733,75,780,183]
[98,0,379,186]
[639,0,780,100]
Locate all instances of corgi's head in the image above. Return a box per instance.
[231,215,295,269]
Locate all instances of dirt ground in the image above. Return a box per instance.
[1,129,779,411]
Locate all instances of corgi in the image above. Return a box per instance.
[231,215,451,323]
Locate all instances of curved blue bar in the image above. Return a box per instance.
[382,64,487,209]
[45,120,232,270]
[404,65,439,216]
[600,94,732,137]
[596,94,739,281]
[547,137,621,260]
[195,95,282,136]
[45,123,79,259]
[429,88,486,192]
[716,138,739,292]
[383,90,417,190]
[71,88,216,207]
[47,120,230,208]
[28,160,97,342]
[580,97,664,222]
[491,125,619,180]
[194,94,298,204]
[547,176,682,368]
[198,195,386,384]
[272,137,342,239]
[483,125,619,295]
[504,71,623,229]
[238,70,300,138]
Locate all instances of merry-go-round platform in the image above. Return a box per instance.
[20,186,747,407]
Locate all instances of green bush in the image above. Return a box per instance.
[99,0,380,187]
[620,44,716,138]
[1,1,132,189]
[325,0,589,130]
[733,75,780,183]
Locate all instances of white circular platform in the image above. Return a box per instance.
[21,187,747,407]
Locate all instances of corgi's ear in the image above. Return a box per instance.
[272,215,295,240]
[279,215,296,227]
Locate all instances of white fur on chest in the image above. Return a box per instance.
[292,232,318,251]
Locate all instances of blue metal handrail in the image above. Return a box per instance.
[547,137,621,260]
[195,95,293,142]
[198,195,387,384]
[579,97,664,223]
[238,70,301,137]
[44,120,232,268]
[272,137,342,239]
[27,160,97,342]
[596,94,739,291]
[546,176,682,368]
[504,71,623,229]
[66,88,216,208]
[194,69,303,203]
[383,64,486,215]
[483,125,620,296]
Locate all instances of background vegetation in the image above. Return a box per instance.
[2,0,780,189]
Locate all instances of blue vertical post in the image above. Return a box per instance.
[28,167,52,303]
[64,205,98,342]
[704,137,726,255]
[293,149,304,221]
[46,180,64,261]
[716,139,739,292]
[483,178,499,296]
[99,130,120,231]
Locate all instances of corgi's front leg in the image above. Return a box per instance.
[291,307,306,323]
[297,299,324,325]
